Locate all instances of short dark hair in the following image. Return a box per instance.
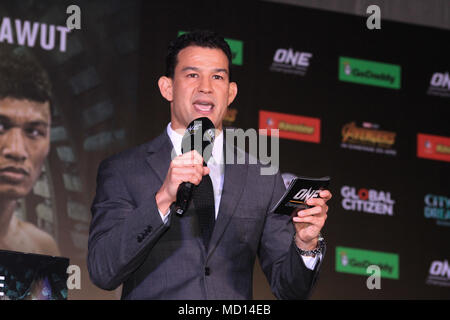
[165,30,232,79]
[0,47,52,104]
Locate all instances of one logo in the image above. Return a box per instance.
[259,110,321,143]
[178,31,243,66]
[417,133,450,163]
[336,246,399,279]
[293,188,321,201]
[338,56,401,89]
[341,185,395,216]
[341,121,397,156]
[270,48,312,76]
[427,72,450,98]
[424,194,450,227]
[426,259,450,287]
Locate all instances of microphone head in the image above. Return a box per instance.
[181,117,216,162]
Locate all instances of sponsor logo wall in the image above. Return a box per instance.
[340,122,397,156]
[427,72,450,98]
[426,259,450,287]
[1,0,448,299]
[424,194,450,227]
[417,133,450,163]
[340,185,395,216]
[270,48,313,76]
[259,110,321,143]
[336,246,400,280]
[338,56,402,89]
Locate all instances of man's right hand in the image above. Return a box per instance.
[155,150,210,215]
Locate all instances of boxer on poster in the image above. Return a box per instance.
[88,30,332,299]
[0,48,59,256]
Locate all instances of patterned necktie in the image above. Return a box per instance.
[192,173,216,250]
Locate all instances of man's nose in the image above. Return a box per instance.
[1,128,28,162]
[198,77,213,94]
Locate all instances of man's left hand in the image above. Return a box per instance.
[293,190,332,251]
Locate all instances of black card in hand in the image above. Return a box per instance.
[271,176,330,216]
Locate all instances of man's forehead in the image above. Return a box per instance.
[176,46,229,70]
[0,98,51,123]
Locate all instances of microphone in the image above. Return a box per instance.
[174,117,216,215]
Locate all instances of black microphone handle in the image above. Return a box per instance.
[174,181,195,215]
[174,160,208,215]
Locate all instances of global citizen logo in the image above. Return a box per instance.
[424,194,450,227]
[417,133,450,163]
[269,48,312,76]
[427,72,450,98]
[426,259,450,287]
[259,110,321,143]
[341,185,395,216]
[341,121,397,156]
[339,56,401,89]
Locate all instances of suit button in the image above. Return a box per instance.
[205,267,210,276]
[137,235,143,243]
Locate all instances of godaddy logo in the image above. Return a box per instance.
[336,246,399,279]
[339,57,401,89]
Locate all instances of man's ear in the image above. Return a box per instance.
[158,76,173,102]
[227,81,238,106]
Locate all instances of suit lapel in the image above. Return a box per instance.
[146,129,249,259]
[207,137,248,259]
[145,131,175,183]
[145,130,206,252]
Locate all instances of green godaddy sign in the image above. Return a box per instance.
[339,56,401,89]
[336,246,399,279]
[178,31,243,66]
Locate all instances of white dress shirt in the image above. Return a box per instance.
[158,123,319,270]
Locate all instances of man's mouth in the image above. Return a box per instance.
[193,100,215,114]
[0,166,30,183]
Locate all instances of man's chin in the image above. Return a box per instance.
[0,185,31,201]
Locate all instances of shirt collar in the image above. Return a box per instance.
[166,122,223,165]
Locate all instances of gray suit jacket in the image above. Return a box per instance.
[88,130,324,299]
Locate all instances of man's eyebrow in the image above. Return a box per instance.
[181,66,200,72]
[213,68,228,74]
[27,120,49,127]
[0,115,49,127]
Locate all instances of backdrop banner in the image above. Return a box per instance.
[0,0,448,299]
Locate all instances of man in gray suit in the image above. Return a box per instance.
[87,30,332,299]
